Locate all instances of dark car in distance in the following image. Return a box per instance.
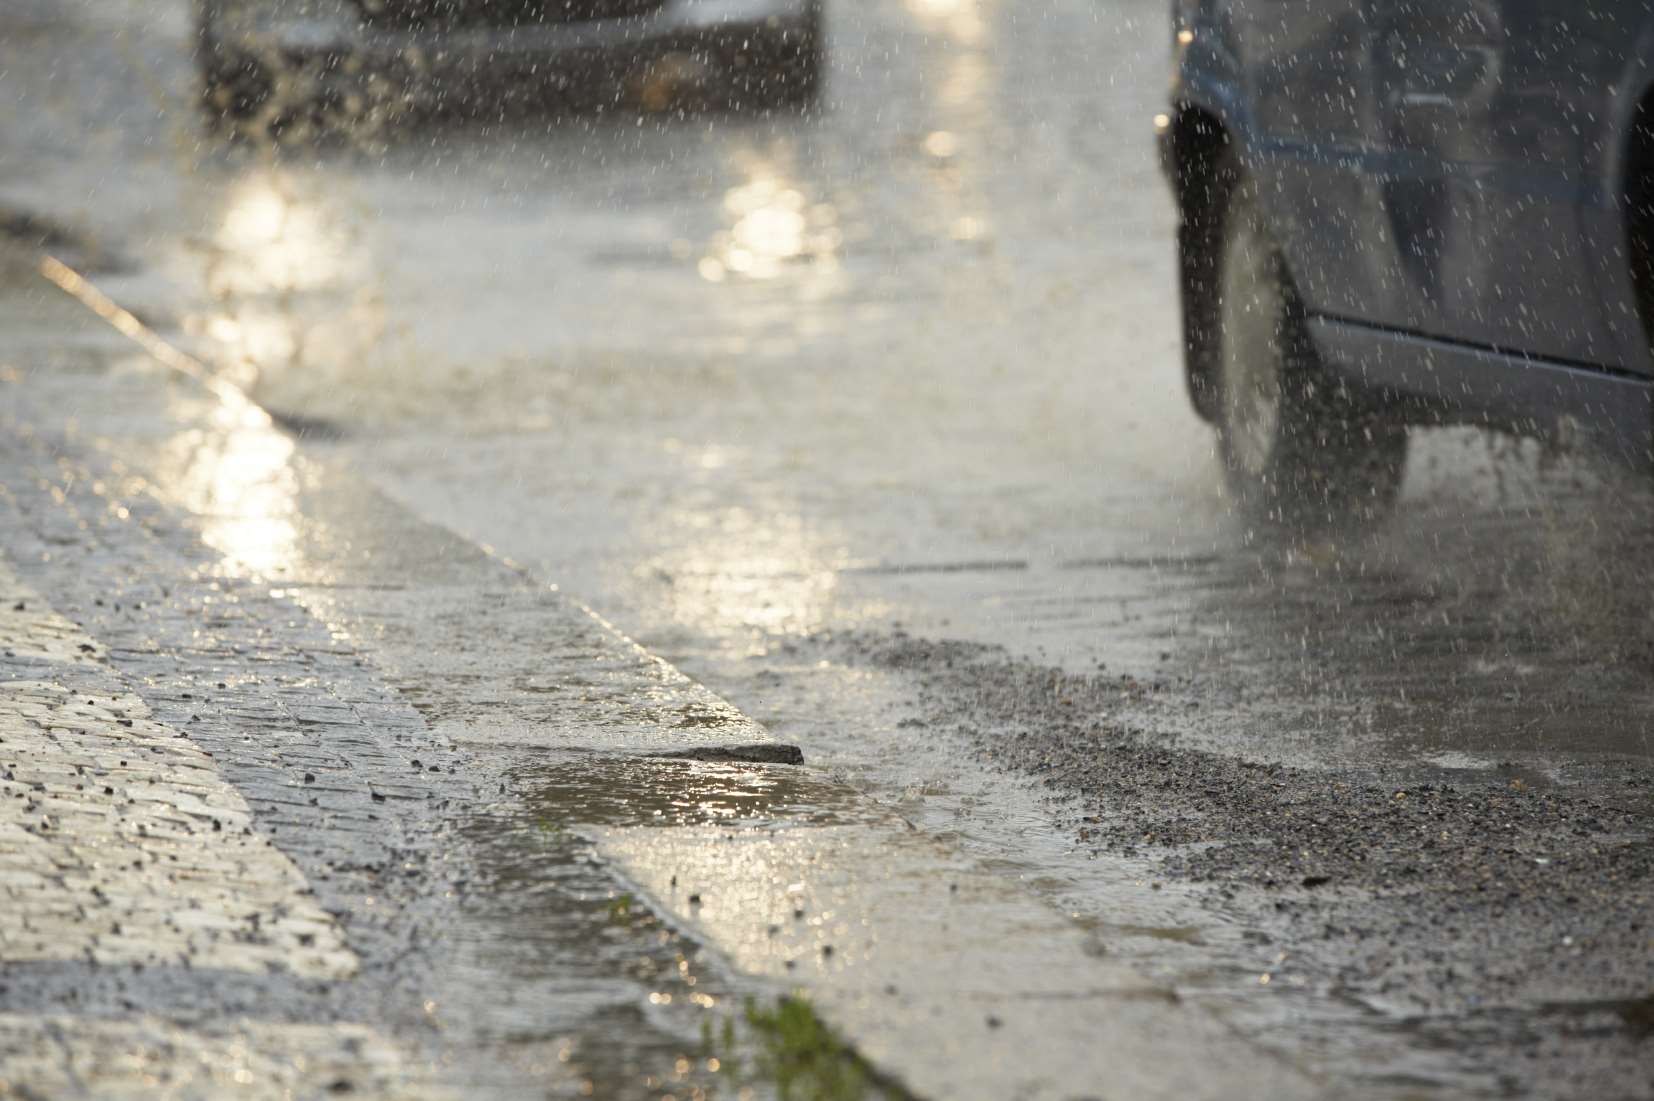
[196,0,821,128]
[1157,1,1654,524]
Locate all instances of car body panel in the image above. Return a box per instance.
[1226,0,1395,328]
[1371,1,1629,366]
[1311,316,1654,462]
[1161,0,1654,457]
[200,0,817,98]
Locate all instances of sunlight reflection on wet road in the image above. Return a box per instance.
[91,0,1653,783]
[8,0,1654,1094]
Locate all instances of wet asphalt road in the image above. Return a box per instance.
[4,0,1654,1095]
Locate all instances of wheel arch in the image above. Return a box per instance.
[1623,82,1654,353]
[1168,103,1234,424]
[1594,17,1654,371]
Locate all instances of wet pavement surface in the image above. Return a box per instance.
[0,362,803,1099]
[0,341,1311,1096]
[4,0,1654,1097]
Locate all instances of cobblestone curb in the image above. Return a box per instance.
[0,1014,444,1100]
[0,345,790,1097]
[0,560,441,1097]
[0,419,475,988]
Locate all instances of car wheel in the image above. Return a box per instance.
[771,6,823,107]
[1212,152,1407,528]
[728,5,822,110]
[199,49,278,131]
[197,4,344,141]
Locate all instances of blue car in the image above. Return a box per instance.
[1157,1,1654,522]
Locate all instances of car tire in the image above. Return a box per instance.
[199,49,278,131]
[195,3,263,130]
[197,4,339,141]
[1210,150,1407,528]
[771,5,823,107]
[730,4,821,110]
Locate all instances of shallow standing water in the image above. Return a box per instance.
[5,0,1653,1095]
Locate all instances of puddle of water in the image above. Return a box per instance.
[429,749,910,1098]
[1092,923,1207,946]
[434,754,797,1096]
[684,644,1526,1099]
[463,737,1308,1101]
[1418,751,1498,772]
[517,752,887,831]
[596,821,1303,1101]
[445,796,731,1097]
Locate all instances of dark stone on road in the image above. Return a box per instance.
[648,743,804,765]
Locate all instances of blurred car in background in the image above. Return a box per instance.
[196,0,822,130]
[1157,1,1654,525]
